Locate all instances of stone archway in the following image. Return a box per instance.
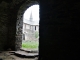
[15,0,39,50]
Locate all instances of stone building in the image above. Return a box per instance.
[23,12,39,40]
[0,0,80,60]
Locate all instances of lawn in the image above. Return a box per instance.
[22,40,39,49]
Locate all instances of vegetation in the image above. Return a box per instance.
[35,31,39,38]
[22,40,39,49]
[22,31,39,49]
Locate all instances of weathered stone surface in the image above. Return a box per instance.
[0,51,36,60]
[14,51,38,58]
[20,48,38,53]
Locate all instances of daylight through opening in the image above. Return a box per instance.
[22,5,39,51]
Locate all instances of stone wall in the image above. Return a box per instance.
[23,23,39,41]
[0,1,9,50]
[0,0,28,50]
[0,0,39,51]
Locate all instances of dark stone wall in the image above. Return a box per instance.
[0,1,9,50]
[0,0,23,50]
[6,0,27,50]
[39,0,80,60]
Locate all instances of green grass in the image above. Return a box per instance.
[22,41,39,49]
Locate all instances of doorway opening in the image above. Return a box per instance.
[22,5,39,51]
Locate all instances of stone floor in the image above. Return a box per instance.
[0,51,38,60]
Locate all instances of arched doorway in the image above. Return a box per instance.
[15,1,39,50]
[22,5,39,50]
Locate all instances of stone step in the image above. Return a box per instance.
[20,48,39,53]
[9,51,15,55]
[14,51,38,58]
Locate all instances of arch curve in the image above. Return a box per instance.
[15,0,39,50]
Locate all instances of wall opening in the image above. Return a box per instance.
[16,1,39,51]
[22,5,39,51]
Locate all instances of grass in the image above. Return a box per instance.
[22,40,39,49]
